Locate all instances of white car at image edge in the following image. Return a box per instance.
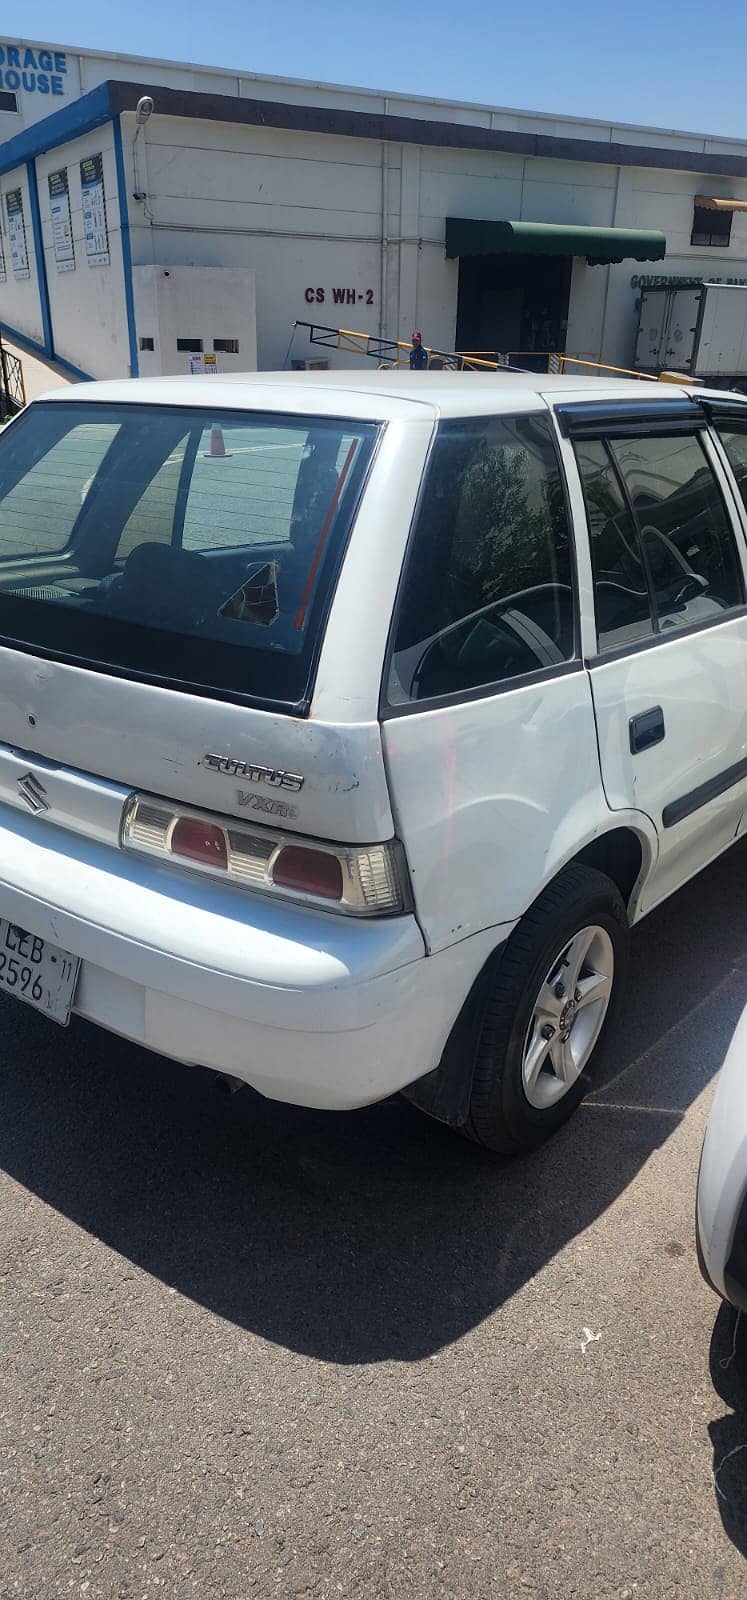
[697,1007,747,1309]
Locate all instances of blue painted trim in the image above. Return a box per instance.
[112,114,138,378]
[0,83,112,179]
[0,319,91,383]
[25,159,53,359]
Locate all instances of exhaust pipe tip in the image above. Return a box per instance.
[213,1072,246,1097]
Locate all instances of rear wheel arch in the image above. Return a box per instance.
[570,825,649,914]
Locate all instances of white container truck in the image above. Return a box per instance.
[634,281,747,387]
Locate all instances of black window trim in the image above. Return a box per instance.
[575,422,746,658]
[379,407,582,719]
[0,629,311,715]
[700,397,747,425]
[555,397,705,439]
[382,656,585,719]
[585,600,747,669]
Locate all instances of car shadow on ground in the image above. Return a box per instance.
[0,839,745,1365]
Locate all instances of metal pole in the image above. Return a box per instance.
[379,98,389,343]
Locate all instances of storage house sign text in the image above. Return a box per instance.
[0,44,67,96]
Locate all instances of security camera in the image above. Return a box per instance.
[135,96,154,125]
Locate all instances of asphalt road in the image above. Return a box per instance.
[1,841,747,1599]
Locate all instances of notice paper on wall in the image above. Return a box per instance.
[5,189,29,279]
[48,168,75,272]
[80,153,110,267]
[0,221,6,285]
[189,354,218,374]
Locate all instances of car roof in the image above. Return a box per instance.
[37,369,735,422]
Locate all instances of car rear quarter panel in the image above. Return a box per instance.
[312,417,435,724]
[381,668,614,954]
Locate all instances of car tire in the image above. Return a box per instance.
[464,863,630,1155]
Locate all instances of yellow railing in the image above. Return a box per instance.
[556,354,658,382]
[333,328,503,371]
[293,322,505,371]
[466,350,657,380]
[292,323,697,384]
[452,350,694,383]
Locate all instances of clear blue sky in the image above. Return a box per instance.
[17,0,747,140]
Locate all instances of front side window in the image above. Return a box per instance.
[386,412,575,706]
[0,403,379,707]
[716,427,747,514]
[576,429,744,651]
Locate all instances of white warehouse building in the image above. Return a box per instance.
[2,36,747,380]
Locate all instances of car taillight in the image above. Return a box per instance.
[121,794,410,917]
[171,816,229,870]
[272,845,344,901]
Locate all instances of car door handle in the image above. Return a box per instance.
[629,705,666,754]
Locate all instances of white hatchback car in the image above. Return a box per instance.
[0,370,745,1154]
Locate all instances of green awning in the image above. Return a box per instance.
[445,218,667,266]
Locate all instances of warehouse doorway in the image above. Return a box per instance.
[456,252,572,366]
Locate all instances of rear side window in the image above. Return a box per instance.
[386,412,575,706]
[575,430,744,653]
[0,403,379,708]
[575,438,654,651]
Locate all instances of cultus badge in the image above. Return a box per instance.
[201,753,305,792]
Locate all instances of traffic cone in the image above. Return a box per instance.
[204,426,231,458]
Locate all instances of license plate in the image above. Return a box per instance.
[0,920,80,1025]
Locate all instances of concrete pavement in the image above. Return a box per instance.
[2,335,72,404]
[1,840,746,1598]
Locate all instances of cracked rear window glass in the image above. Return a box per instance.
[0,402,378,707]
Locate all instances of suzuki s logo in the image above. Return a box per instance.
[17,773,49,814]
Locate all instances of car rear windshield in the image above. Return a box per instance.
[0,401,379,708]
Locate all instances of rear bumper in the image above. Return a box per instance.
[0,804,507,1109]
